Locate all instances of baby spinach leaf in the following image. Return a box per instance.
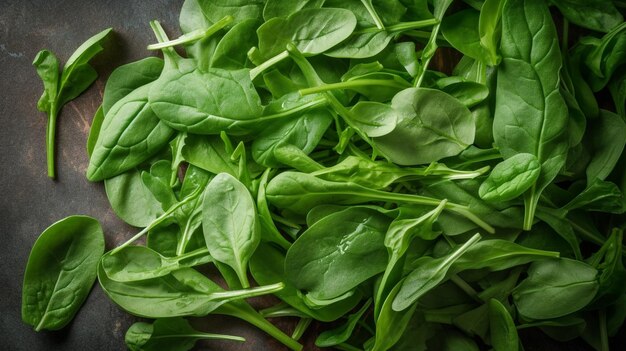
[266,171,494,232]
[263,0,324,20]
[372,282,418,351]
[349,101,398,137]
[374,88,475,165]
[252,109,333,168]
[87,78,175,181]
[441,9,485,62]
[452,239,559,272]
[513,258,599,319]
[591,229,626,308]
[33,28,112,178]
[86,106,104,157]
[285,207,391,300]
[478,0,503,66]
[202,173,260,288]
[149,68,264,135]
[102,57,164,115]
[22,216,104,331]
[323,0,422,59]
[550,0,624,33]
[101,246,212,282]
[125,317,244,351]
[104,168,164,227]
[393,234,482,311]
[250,243,360,322]
[182,134,239,177]
[315,300,372,347]
[479,153,541,202]
[211,19,259,70]
[585,110,626,182]
[257,8,357,59]
[494,0,569,230]
[198,0,264,26]
[311,155,486,190]
[98,265,283,318]
[489,299,518,351]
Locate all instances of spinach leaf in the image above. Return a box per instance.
[250,242,361,322]
[22,216,104,330]
[33,28,112,178]
[315,300,372,347]
[104,168,164,227]
[393,234,482,311]
[513,258,599,319]
[102,57,164,115]
[98,266,283,318]
[585,110,626,182]
[441,9,485,62]
[494,0,569,230]
[478,0,503,66]
[374,88,475,165]
[202,173,260,288]
[125,317,244,351]
[101,246,212,282]
[479,153,541,202]
[252,109,332,168]
[263,0,325,20]
[266,171,494,232]
[550,0,624,33]
[452,239,560,272]
[257,8,357,59]
[86,106,104,157]
[489,299,518,351]
[285,207,391,300]
[211,19,259,69]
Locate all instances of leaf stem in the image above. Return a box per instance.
[291,317,312,340]
[355,19,438,35]
[299,79,410,96]
[360,0,385,30]
[600,309,609,351]
[219,303,303,351]
[449,274,482,303]
[523,189,538,230]
[250,50,290,80]
[208,282,284,300]
[46,106,58,179]
[360,189,494,233]
[111,187,202,254]
[148,16,233,50]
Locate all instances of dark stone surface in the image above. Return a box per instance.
[0,1,300,350]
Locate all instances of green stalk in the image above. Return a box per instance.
[291,318,312,340]
[355,18,438,35]
[450,274,482,303]
[219,303,303,351]
[358,189,494,233]
[208,282,284,300]
[299,79,410,96]
[250,50,290,80]
[111,188,202,254]
[148,16,233,50]
[175,212,197,256]
[600,309,609,351]
[46,105,58,178]
[360,0,385,30]
[523,188,539,230]
[151,334,244,342]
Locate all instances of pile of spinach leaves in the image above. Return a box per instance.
[26,0,626,350]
